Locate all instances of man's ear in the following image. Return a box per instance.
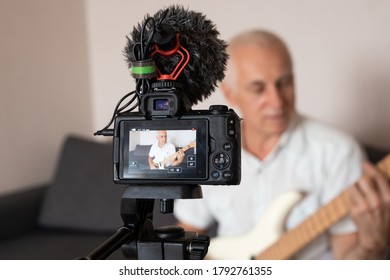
[220,82,238,106]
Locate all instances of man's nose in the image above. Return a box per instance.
[267,86,284,108]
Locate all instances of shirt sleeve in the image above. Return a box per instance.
[148,144,156,158]
[174,197,215,230]
[168,143,176,157]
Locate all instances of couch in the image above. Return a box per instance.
[0,136,177,260]
[0,135,388,260]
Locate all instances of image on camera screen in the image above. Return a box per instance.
[119,120,208,182]
[129,128,196,170]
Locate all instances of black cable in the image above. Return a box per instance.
[95,12,161,135]
[117,92,138,113]
[120,102,140,115]
[94,90,137,135]
[143,18,156,59]
[140,17,155,59]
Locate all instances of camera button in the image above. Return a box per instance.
[227,117,235,125]
[211,170,220,179]
[223,171,233,179]
[223,142,232,151]
[227,117,236,136]
[213,153,230,169]
[210,138,216,153]
[209,105,228,113]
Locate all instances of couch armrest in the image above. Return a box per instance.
[0,185,48,240]
[363,145,389,165]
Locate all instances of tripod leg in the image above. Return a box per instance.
[80,226,134,260]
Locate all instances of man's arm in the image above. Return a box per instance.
[177,221,209,236]
[171,150,185,166]
[148,156,157,169]
[332,162,390,259]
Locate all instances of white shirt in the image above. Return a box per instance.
[174,114,365,259]
[149,142,176,168]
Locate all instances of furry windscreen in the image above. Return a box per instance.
[123,5,228,108]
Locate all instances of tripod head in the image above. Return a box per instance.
[120,184,209,260]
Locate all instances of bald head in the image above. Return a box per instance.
[220,29,296,141]
[225,30,293,88]
[156,130,168,146]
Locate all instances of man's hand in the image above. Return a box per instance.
[148,156,158,169]
[172,150,185,166]
[347,162,390,258]
[176,150,185,161]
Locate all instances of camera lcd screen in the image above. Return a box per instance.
[119,119,208,181]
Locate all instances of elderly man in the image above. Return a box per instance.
[174,30,390,259]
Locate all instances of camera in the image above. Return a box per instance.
[85,5,241,260]
[112,83,241,186]
[93,6,242,189]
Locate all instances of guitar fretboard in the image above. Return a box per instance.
[258,154,390,260]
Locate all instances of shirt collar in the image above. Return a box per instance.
[278,112,300,150]
[242,113,300,168]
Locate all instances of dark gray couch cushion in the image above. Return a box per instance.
[39,136,126,232]
[0,229,125,260]
[364,144,389,164]
[133,144,152,156]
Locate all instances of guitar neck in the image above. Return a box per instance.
[258,190,349,259]
[159,142,194,166]
[258,154,390,260]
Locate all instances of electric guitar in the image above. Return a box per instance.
[208,154,390,260]
[153,141,196,169]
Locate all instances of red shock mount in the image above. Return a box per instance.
[151,33,190,81]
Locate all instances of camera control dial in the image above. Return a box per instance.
[213,153,231,170]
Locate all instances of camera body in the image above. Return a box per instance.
[112,87,241,186]
[86,6,240,260]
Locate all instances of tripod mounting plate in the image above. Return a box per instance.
[122,184,203,199]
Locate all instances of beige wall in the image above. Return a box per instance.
[1,0,390,194]
[0,0,93,194]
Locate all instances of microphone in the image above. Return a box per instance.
[123,5,228,109]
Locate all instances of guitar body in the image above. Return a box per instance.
[155,161,166,170]
[207,191,304,260]
[207,155,390,260]
[153,141,196,169]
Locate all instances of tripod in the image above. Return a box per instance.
[81,185,210,260]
